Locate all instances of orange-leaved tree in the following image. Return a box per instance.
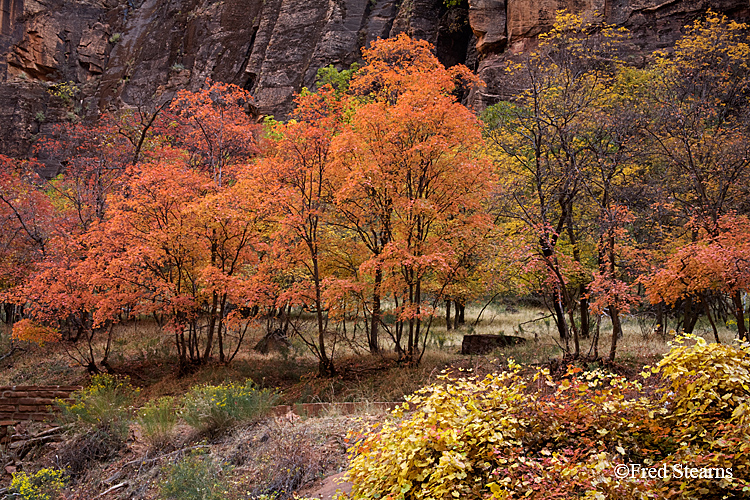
[170,81,260,186]
[334,34,493,363]
[90,144,273,370]
[644,214,750,342]
[0,156,52,312]
[254,86,346,377]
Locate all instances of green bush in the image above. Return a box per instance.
[159,454,225,500]
[57,373,139,440]
[179,380,279,433]
[9,468,67,500]
[138,396,177,448]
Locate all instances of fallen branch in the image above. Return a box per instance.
[93,482,128,499]
[0,346,22,362]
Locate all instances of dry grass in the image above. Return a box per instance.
[2,301,745,498]
[57,412,378,500]
[0,301,743,404]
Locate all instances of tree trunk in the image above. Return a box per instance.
[313,256,334,377]
[568,308,580,358]
[541,234,568,341]
[701,294,720,343]
[566,214,587,345]
[608,304,622,362]
[203,237,219,362]
[2,303,14,324]
[445,299,453,331]
[580,293,590,339]
[218,294,227,363]
[592,315,600,359]
[552,290,568,341]
[456,300,465,326]
[413,279,422,363]
[203,291,218,362]
[606,232,621,362]
[656,302,665,337]
[369,267,382,353]
[682,297,699,333]
[407,279,415,362]
[733,290,747,341]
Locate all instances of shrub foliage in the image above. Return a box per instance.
[159,453,226,500]
[345,337,750,499]
[9,468,67,500]
[179,379,279,433]
[57,373,138,438]
[138,395,178,448]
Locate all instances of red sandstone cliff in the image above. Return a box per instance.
[1,0,748,160]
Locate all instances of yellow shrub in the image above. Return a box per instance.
[10,468,66,500]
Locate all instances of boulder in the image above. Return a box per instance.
[461,334,526,355]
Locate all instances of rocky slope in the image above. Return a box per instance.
[1,0,748,159]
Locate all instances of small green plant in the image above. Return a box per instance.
[10,467,67,500]
[47,81,78,106]
[57,373,139,440]
[34,111,45,122]
[108,32,121,43]
[159,454,225,500]
[171,62,185,71]
[315,63,359,92]
[138,396,177,448]
[180,380,279,433]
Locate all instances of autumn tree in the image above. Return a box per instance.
[10,83,265,372]
[334,34,493,363]
[0,156,53,324]
[35,113,139,233]
[645,215,750,342]
[575,67,650,361]
[484,12,632,357]
[641,12,750,336]
[256,86,345,377]
[170,81,259,186]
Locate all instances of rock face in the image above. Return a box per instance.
[0,0,748,158]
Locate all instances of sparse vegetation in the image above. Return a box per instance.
[46,81,78,106]
[138,395,178,448]
[57,373,138,439]
[159,453,226,500]
[179,380,279,434]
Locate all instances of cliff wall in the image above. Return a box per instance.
[1,0,748,158]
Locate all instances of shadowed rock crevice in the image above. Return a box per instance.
[436,5,474,68]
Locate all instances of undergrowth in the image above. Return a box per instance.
[344,335,750,499]
[179,380,279,434]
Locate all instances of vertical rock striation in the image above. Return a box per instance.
[0,0,748,158]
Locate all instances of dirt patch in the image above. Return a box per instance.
[298,471,352,500]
